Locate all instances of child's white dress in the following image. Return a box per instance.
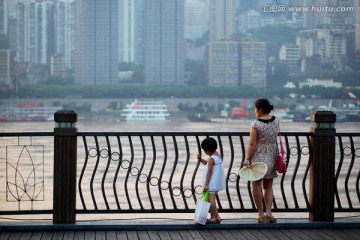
[202,155,226,192]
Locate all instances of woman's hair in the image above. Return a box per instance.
[201,137,217,152]
[254,98,274,114]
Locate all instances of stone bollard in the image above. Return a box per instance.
[53,110,77,224]
[309,110,336,221]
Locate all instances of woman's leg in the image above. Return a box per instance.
[263,178,276,221]
[252,180,264,218]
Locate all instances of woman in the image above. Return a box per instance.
[243,98,279,224]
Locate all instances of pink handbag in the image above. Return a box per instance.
[277,125,287,173]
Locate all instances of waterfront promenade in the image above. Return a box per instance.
[1,219,360,240]
[0,111,359,239]
[2,229,360,240]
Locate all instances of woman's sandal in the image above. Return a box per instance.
[257,216,266,223]
[265,216,277,223]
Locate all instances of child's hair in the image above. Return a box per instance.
[201,137,217,152]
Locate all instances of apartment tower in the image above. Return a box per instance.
[54,0,76,70]
[143,0,184,85]
[75,0,118,85]
[16,0,55,65]
[209,0,235,41]
[208,41,240,86]
[185,0,209,41]
[239,39,267,88]
[356,0,360,52]
[0,0,7,35]
[119,0,143,63]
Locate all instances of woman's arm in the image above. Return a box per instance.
[244,127,257,166]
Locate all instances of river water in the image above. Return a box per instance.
[1,119,359,133]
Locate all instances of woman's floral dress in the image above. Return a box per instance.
[249,116,279,179]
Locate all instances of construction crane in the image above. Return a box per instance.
[342,88,360,106]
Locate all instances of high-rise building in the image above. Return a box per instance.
[16,0,55,65]
[0,49,12,87]
[303,0,354,29]
[319,0,354,26]
[0,0,7,35]
[301,55,322,75]
[356,0,360,52]
[238,10,260,33]
[54,0,76,70]
[50,53,65,77]
[185,0,209,41]
[75,0,119,85]
[303,0,318,29]
[208,40,240,86]
[209,0,236,41]
[279,44,301,68]
[143,0,184,85]
[309,0,353,28]
[134,0,143,64]
[7,17,16,52]
[239,39,267,88]
[296,30,319,58]
[297,29,349,61]
[7,0,19,18]
[6,0,18,52]
[297,29,352,70]
[119,0,143,63]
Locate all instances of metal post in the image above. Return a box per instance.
[309,110,336,221]
[53,110,77,224]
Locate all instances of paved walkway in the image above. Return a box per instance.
[1,228,360,240]
[1,218,360,240]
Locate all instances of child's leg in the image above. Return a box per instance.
[208,191,219,220]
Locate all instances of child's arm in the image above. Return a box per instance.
[204,157,214,191]
[197,153,207,165]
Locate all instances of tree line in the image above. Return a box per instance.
[1,83,358,100]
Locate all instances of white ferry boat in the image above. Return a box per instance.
[120,100,170,121]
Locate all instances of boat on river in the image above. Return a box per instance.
[120,100,170,121]
[272,108,294,122]
[208,107,294,123]
[187,113,211,122]
[0,103,61,121]
[309,100,360,122]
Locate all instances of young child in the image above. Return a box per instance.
[196,137,226,223]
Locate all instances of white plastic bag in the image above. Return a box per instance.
[193,191,210,225]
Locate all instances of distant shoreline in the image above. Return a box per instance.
[0,119,359,133]
[1,97,359,123]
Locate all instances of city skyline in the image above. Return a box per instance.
[0,0,358,88]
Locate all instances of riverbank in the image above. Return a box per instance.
[1,119,359,133]
[2,97,359,122]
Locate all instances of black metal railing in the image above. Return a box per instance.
[1,131,359,220]
[0,132,54,215]
[75,132,360,214]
